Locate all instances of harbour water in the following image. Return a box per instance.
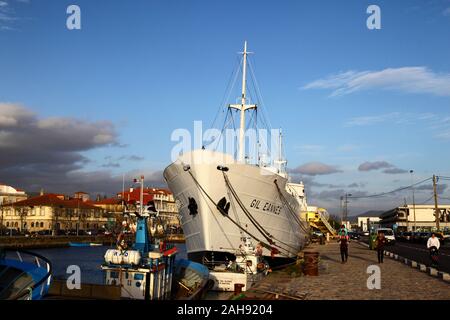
[30,244,187,285]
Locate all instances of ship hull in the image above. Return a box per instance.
[163,150,309,264]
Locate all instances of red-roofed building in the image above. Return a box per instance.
[116,187,179,225]
[1,193,110,234]
[74,191,90,202]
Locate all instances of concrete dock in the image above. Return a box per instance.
[245,241,450,300]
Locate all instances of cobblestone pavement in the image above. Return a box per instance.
[268,242,450,300]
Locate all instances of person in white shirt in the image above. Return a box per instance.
[427,233,440,250]
[427,233,440,267]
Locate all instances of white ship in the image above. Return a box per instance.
[163,42,310,265]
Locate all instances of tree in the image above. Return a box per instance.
[329,214,342,230]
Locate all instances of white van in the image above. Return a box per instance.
[377,228,396,245]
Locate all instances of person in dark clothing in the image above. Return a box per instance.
[338,235,349,263]
[375,232,387,263]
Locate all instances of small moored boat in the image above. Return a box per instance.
[0,249,52,300]
[101,175,211,300]
[68,242,102,247]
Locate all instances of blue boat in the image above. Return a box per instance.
[101,175,212,300]
[69,242,102,247]
[172,258,211,300]
[0,249,52,300]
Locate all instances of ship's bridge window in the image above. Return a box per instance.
[134,273,144,281]
[110,271,119,279]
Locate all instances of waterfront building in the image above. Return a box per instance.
[380,204,450,231]
[117,187,180,227]
[1,193,109,233]
[88,197,124,230]
[357,216,381,232]
[74,191,90,202]
[0,184,27,205]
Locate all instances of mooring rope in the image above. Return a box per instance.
[185,169,295,259]
[222,171,300,254]
[274,179,310,235]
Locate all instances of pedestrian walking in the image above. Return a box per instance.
[427,233,440,267]
[338,224,348,237]
[375,232,387,263]
[338,233,349,263]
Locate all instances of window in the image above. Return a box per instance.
[134,273,144,281]
[40,222,44,228]
[6,222,9,227]
[31,222,34,228]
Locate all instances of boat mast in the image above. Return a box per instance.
[229,41,257,162]
[274,129,287,174]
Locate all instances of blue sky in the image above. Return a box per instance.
[1,0,450,214]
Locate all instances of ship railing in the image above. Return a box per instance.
[201,258,248,273]
[2,249,53,300]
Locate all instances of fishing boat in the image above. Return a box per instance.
[164,42,310,266]
[0,249,52,300]
[101,176,211,300]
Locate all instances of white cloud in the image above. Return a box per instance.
[344,112,441,127]
[345,113,400,127]
[0,0,30,30]
[291,162,343,176]
[337,144,359,152]
[358,161,393,172]
[302,67,450,97]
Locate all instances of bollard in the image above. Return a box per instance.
[234,283,245,295]
[303,251,319,276]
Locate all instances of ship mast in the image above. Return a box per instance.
[229,41,257,162]
[274,129,287,174]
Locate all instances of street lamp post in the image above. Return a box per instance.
[409,170,416,231]
[342,193,352,225]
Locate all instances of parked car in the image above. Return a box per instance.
[1,229,20,236]
[400,231,412,242]
[86,229,99,236]
[348,231,360,240]
[36,230,53,236]
[54,229,68,236]
[312,231,324,237]
[377,228,396,245]
[21,230,32,237]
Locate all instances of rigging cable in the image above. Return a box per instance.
[221,171,300,254]
[209,56,242,132]
[185,168,296,259]
[274,179,310,235]
[349,177,433,199]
